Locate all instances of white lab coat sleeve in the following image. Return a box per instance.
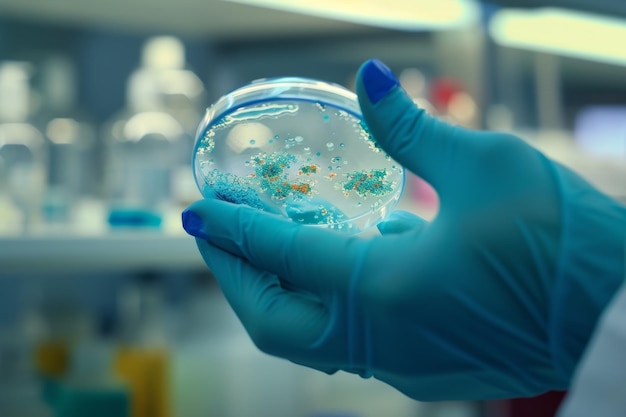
[557,279,626,417]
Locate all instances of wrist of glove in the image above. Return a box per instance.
[548,163,626,379]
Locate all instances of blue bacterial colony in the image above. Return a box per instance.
[193,100,404,232]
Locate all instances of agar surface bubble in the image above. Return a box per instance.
[193,79,404,233]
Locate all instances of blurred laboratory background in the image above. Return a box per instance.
[0,0,624,416]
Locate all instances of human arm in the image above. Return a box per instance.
[182,58,626,401]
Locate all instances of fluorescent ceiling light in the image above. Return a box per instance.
[489,8,626,66]
[226,0,479,30]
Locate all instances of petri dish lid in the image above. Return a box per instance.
[193,77,405,234]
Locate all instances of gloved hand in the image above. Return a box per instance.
[182,59,626,401]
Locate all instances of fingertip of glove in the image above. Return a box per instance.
[358,58,400,104]
[377,210,428,235]
[376,219,395,235]
[182,209,211,240]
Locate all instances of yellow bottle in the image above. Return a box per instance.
[115,346,170,417]
[114,274,171,417]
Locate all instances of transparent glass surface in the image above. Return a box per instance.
[192,78,405,233]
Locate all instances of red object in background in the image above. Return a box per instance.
[428,77,465,113]
[510,391,567,417]
[410,174,438,213]
[483,391,567,417]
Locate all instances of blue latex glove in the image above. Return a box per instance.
[182,59,626,401]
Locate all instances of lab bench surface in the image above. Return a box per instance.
[0,232,206,275]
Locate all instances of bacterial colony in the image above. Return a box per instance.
[194,100,403,232]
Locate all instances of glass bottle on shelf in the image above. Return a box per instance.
[102,61,187,228]
[140,36,206,211]
[37,55,97,228]
[102,37,206,229]
[0,61,47,235]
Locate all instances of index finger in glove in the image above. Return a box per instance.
[183,198,362,295]
[195,237,334,362]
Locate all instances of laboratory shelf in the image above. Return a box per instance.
[0,232,206,275]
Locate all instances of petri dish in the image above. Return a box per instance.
[192,77,405,233]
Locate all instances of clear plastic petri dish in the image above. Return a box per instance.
[192,77,405,233]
